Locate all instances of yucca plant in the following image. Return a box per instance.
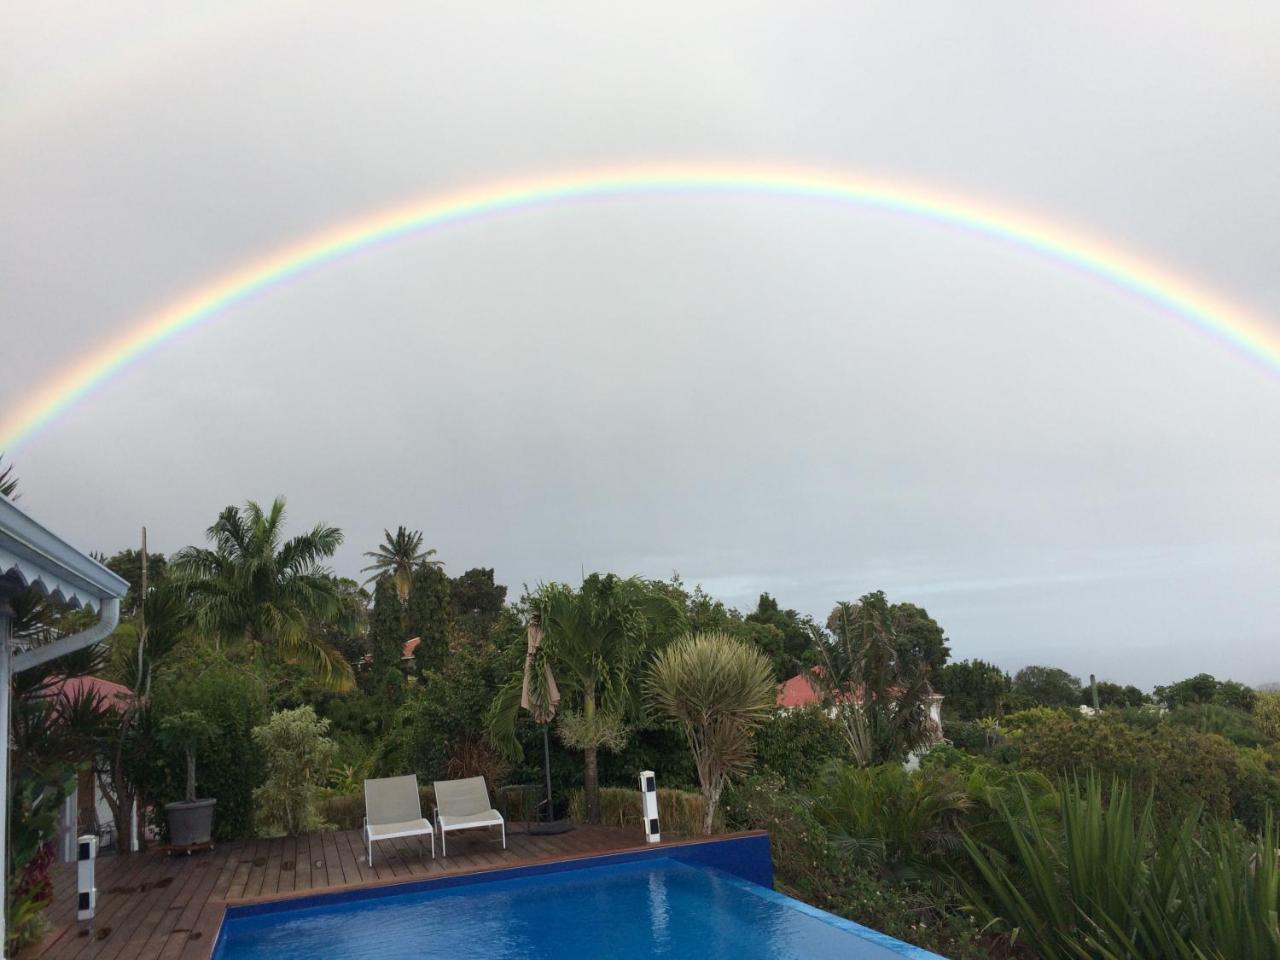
[645,632,777,833]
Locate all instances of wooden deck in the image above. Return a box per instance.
[23,823,670,960]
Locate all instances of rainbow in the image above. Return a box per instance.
[3,163,1277,452]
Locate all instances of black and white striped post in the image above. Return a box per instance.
[76,834,97,922]
[639,770,660,844]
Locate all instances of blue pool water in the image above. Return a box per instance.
[215,858,941,959]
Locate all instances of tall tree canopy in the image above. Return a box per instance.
[171,497,352,690]
[827,597,951,678]
[1012,665,1083,709]
[811,591,934,766]
[935,658,1011,721]
[405,562,451,673]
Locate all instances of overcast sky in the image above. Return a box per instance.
[4,2,1278,687]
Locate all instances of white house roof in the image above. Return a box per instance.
[0,496,128,612]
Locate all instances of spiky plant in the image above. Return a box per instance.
[361,526,438,603]
[0,452,18,499]
[645,632,777,834]
[171,498,352,690]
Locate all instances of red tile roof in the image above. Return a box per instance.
[45,675,133,710]
[777,670,825,708]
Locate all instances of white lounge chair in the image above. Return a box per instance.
[433,776,506,856]
[364,774,434,866]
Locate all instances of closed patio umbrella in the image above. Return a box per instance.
[520,619,569,832]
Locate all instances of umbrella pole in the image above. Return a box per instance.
[541,724,553,821]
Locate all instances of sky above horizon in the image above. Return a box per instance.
[3,2,1278,688]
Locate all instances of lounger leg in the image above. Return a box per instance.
[441,829,446,857]
[368,835,374,867]
[431,831,435,859]
[501,822,506,850]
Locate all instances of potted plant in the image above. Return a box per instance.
[157,709,218,847]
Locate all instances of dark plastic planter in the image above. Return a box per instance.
[165,798,216,847]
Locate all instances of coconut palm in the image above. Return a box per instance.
[171,497,352,690]
[645,632,777,834]
[361,526,438,603]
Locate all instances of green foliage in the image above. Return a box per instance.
[935,659,1011,721]
[1257,692,1280,740]
[1091,679,1149,708]
[252,706,338,836]
[490,574,684,823]
[959,776,1280,960]
[645,632,778,832]
[1167,702,1270,747]
[812,592,934,765]
[813,763,972,879]
[171,497,352,689]
[1012,664,1082,709]
[156,710,217,802]
[101,547,169,617]
[753,706,849,786]
[745,592,814,678]
[1155,673,1257,712]
[722,775,990,959]
[136,654,267,840]
[449,567,507,640]
[1013,711,1252,824]
[405,561,451,673]
[367,575,406,677]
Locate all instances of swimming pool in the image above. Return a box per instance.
[214,855,945,960]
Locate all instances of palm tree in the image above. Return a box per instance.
[1,452,19,499]
[171,497,352,690]
[490,574,683,823]
[361,526,438,603]
[645,632,777,833]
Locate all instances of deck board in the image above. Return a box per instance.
[22,824,698,960]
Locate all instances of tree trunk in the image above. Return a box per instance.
[703,781,721,835]
[186,750,197,802]
[583,745,600,824]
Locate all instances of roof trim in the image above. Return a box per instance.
[0,497,128,612]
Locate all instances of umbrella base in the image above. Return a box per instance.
[528,819,575,835]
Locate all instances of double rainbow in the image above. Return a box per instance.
[3,163,1276,451]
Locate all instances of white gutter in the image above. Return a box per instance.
[11,597,121,673]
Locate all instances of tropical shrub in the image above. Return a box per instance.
[253,706,338,836]
[754,706,848,786]
[645,632,777,832]
[811,763,972,880]
[960,776,1280,960]
[1014,711,1245,822]
[1167,702,1270,747]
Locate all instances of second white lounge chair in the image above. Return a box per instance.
[364,774,434,866]
[433,776,506,856]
